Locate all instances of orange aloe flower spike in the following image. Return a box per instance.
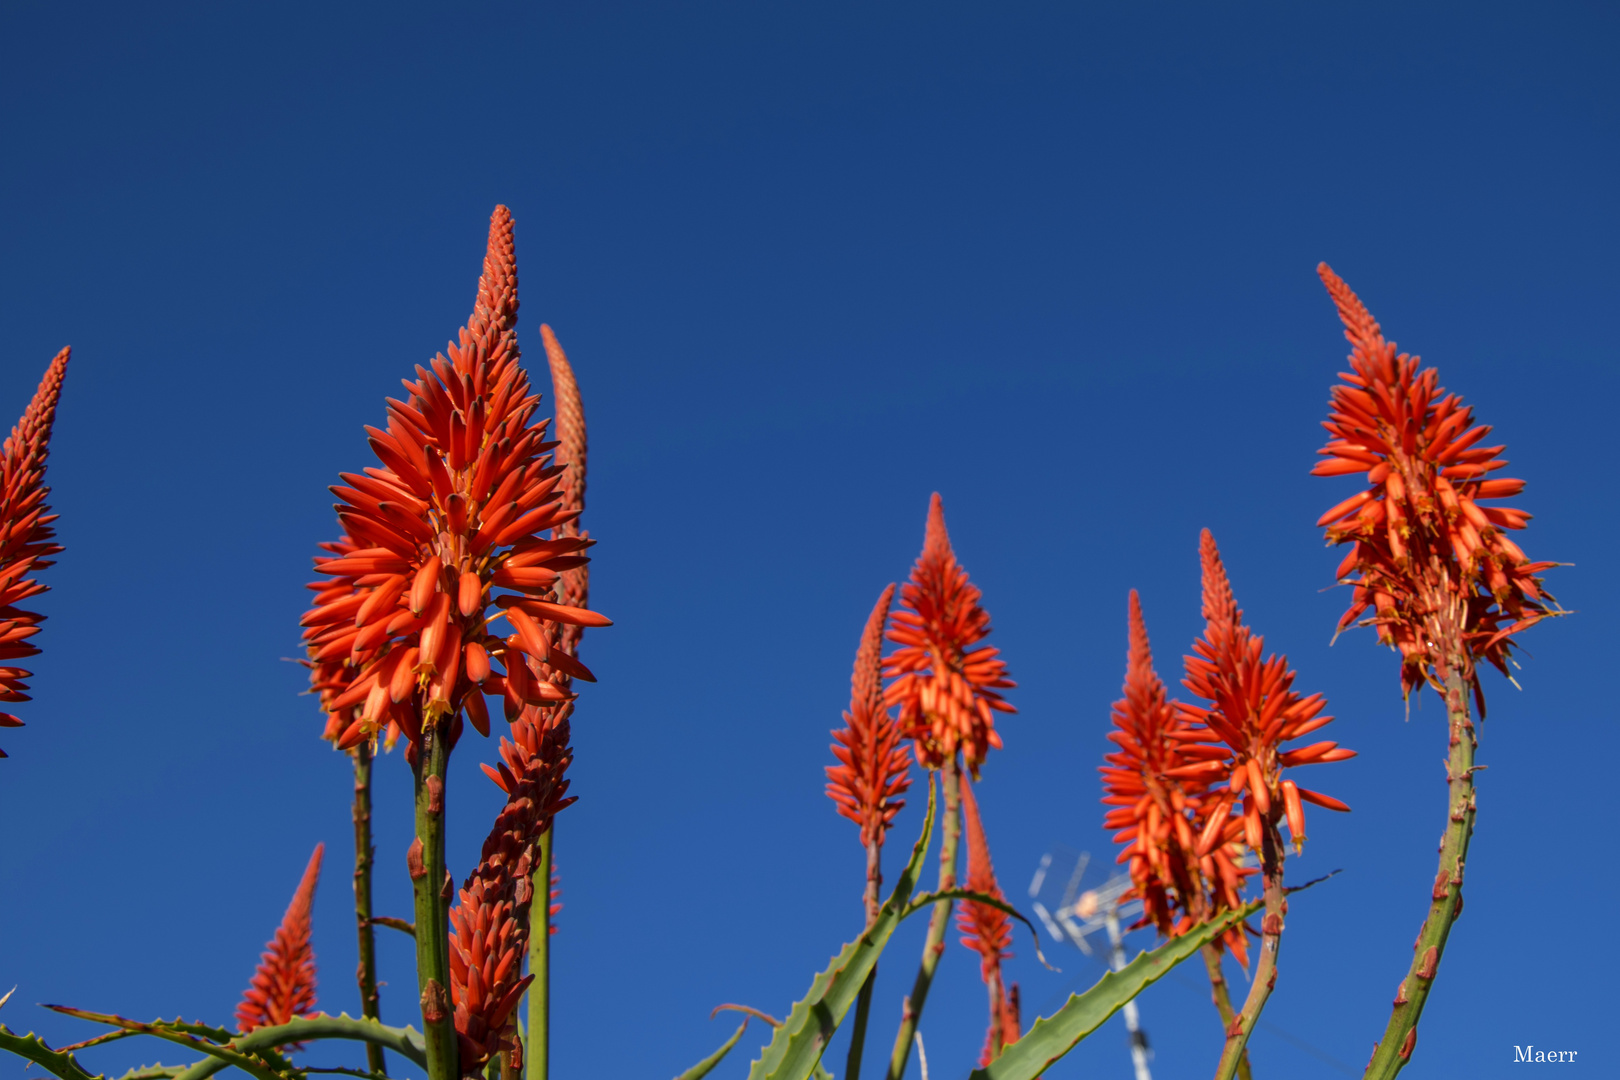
[956,776,1019,1064]
[299,205,608,755]
[1314,263,1560,711]
[883,493,1016,775]
[827,586,912,846]
[0,348,70,757]
[237,843,324,1036]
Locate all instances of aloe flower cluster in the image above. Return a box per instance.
[0,245,1573,1080]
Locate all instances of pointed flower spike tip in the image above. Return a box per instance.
[236,843,323,1035]
[827,584,912,848]
[0,348,71,756]
[884,493,1016,774]
[453,712,575,1071]
[539,323,591,659]
[1314,264,1559,707]
[300,207,605,754]
[1179,531,1351,863]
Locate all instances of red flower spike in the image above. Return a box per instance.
[1314,264,1560,710]
[452,711,574,1070]
[956,777,1019,1063]
[884,494,1016,774]
[237,844,323,1036]
[1180,531,1352,860]
[0,348,70,756]
[1099,591,1255,964]
[827,584,912,849]
[299,207,607,753]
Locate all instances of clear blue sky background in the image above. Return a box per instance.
[1,4,1614,1079]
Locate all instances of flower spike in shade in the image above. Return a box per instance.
[884,493,1016,774]
[540,324,590,658]
[1314,263,1560,711]
[956,777,1019,1064]
[0,348,70,757]
[827,584,912,856]
[454,713,575,1071]
[237,844,323,1036]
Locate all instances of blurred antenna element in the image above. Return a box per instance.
[1027,847,1151,1080]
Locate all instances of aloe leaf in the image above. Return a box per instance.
[674,1019,751,1080]
[970,901,1261,1080]
[114,1068,188,1080]
[171,1015,428,1080]
[747,781,938,1080]
[42,1011,288,1080]
[0,1026,103,1080]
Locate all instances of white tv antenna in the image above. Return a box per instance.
[1028,847,1152,1080]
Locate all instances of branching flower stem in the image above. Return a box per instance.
[350,744,384,1075]
[886,757,961,1080]
[1214,824,1285,1080]
[412,721,457,1080]
[1364,664,1475,1078]
[525,822,554,1080]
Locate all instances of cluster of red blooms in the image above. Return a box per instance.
[237,845,324,1034]
[1099,590,1254,962]
[884,494,1015,774]
[0,348,69,756]
[299,206,604,758]
[1313,264,1558,707]
[957,778,1020,1066]
[1102,532,1353,958]
[828,494,1023,1067]
[293,207,599,1068]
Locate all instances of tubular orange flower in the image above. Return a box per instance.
[298,205,607,755]
[956,777,1019,1065]
[883,493,1015,774]
[237,843,323,1036]
[1099,591,1254,963]
[0,348,69,757]
[827,584,912,858]
[453,712,575,1071]
[1314,263,1559,710]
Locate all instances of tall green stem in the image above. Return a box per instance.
[845,834,885,1080]
[412,720,457,1080]
[351,744,385,1076]
[1363,666,1476,1078]
[1201,944,1251,1080]
[1213,822,1285,1080]
[885,758,961,1080]
[525,823,554,1080]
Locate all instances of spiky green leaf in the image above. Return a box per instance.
[970,901,1261,1080]
[747,781,937,1080]
[0,1026,103,1080]
[675,1020,751,1080]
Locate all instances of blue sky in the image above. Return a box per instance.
[1,4,1615,1079]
